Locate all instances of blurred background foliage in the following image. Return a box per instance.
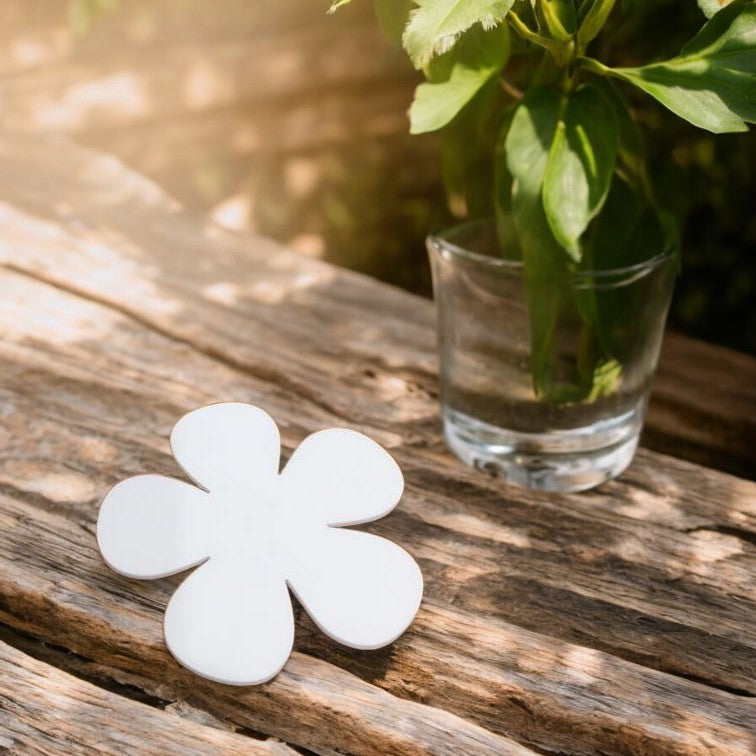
[594,0,756,354]
[11,0,753,353]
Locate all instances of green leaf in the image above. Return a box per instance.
[505,88,562,257]
[494,109,517,245]
[578,172,677,381]
[590,78,682,254]
[504,88,578,400]
[509,0,540,38]
[577,0,617,49]
[410,23,511,133]
[587,358,621,400]
[577,0,593,23]
[587,174,666,275]
[542,85,618,260]
[441,79,504,216]
[684,0,756,59]
[511,0,538,23]
[537,0,577,40]
[374,0,415,44]
[502,88,637,402]
[584,0,756,133]
[330,0,415,45]
[402,0,514,67]
[507,5,558,53]
[698,0,736,18]
[590,82,643,192]
[505,84,619,264]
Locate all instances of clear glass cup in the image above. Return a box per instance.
[427,219,677,493]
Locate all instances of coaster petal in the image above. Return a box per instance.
[286,527,422,650]
[281,429,403,526]
[164,558,294,685]
[97,403,423,686]
[170,403,281,494]
[98,474,211,579]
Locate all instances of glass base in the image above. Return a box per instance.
[442,406,642,493]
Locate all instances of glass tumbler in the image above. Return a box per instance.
[427,219,677,493]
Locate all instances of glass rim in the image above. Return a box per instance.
[427,218,677,283]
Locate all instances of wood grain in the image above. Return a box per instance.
[0,134,754,754]
[0,132,752,476]
[0,640,295,754]
[648,335,756,479]
[0,492,531,755]
[0,481,751,755]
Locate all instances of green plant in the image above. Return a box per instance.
[330,0,755,401]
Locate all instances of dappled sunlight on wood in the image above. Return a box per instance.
[201,266,335,307]
[563,646,604,685]
[6,32,69,69]
[202,281,239,306]
[616,493,686,528]
[0,205,182,320]
[0,639,285,752]
[182,59,234,111]
[0,272,121,345]
[425,512,533,550]
[288,233,326,258]
[0,460,98,505]
[0,4,753,751]
[683,528,743,564]
[77,436,119,466]
[0,0,438,296]
[285,157,322,200]
[209,192,253,231]
[32,72,150,130]
[610,454,756,530]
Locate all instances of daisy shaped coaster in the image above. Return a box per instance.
[97,403,423,685]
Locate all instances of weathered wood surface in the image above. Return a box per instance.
[0,134,754,754]
[0,640,295,754]
[0,0,412,133]
[0,0,429,253]
[648,336,755,479]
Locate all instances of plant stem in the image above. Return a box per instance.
[507,11,552,49]
[579,56,612,76]
[499,77,524,100]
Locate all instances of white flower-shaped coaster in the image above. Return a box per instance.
[97,403,423,685]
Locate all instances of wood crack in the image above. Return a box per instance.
[0,625,297,754]
[0,621,170,710]
[0,262,355,426]
[0,623,311,751]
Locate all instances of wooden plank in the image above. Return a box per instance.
[0,133,751,476]
[76,85,436,244]
[0,494,532,755]
[0,134,754,753]
[0,0,423,253]
[0,640,294,754]
[4,4,752,486]
[0,0,379,78]
[648,334,756,479]
[0,0,435,309]
[0,482,751,755]
[0,11,412,135]
[79,85,418,173]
